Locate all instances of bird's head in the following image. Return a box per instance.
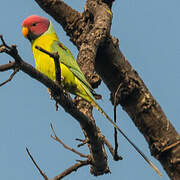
[22,15,50,41]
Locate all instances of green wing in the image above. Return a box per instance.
[50,40,94,92]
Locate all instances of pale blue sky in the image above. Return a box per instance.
[0,1,179,180]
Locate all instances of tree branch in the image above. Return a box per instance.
[26,148,49,180]
[96,38,180,179]
[0,61,16,71]
[113,83,122,160]
[103,136,123,161]
[50,124,89,158]
[0,67,19,87]
[50,160,90,180]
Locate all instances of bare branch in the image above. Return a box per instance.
[0,62,16,71]
[0,68,19,87]
[50,124,89,158]
[76,0,112,86]
[76,138,89,147]
[26,148,49,180]
[0,35,10,48]
[50,160,90,180]
[113,83,122,160]
[103,137,123,161]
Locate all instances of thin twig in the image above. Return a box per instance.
[113,83,122,160]
[104,137,122,160]
[0,68,19,87]
[26,148,49,180]
[35,45,56,58]
[0,35,8,47]
[161,140,180,153]
[50,160,90,180]
[55,101,59,111]
[53,52,61,84]
[75,138,89,147]
[75,138,84,142]
[50,124,89,158]
[0,36,17,56]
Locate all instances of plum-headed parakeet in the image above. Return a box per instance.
[22,15,122,133]
[21,15,161,176]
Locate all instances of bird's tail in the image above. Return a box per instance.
[91,100,162,176]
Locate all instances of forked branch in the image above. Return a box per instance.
[0,67,19,87]
[26,123,92,180]
[50,124,89,159]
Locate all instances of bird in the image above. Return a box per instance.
[22,15,161,176]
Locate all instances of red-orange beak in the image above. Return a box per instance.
[22,26,29,38]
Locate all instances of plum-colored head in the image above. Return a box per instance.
[22,15,50,41]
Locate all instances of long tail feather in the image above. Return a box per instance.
[91,101,162,176]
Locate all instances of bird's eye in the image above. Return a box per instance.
[32,23,36,26]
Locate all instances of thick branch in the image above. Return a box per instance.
[0,61,16,71]
[72,1,113,175]
[95,38,180,179]
[76,0,112,86]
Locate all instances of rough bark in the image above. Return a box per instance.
[96,38,180,179]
